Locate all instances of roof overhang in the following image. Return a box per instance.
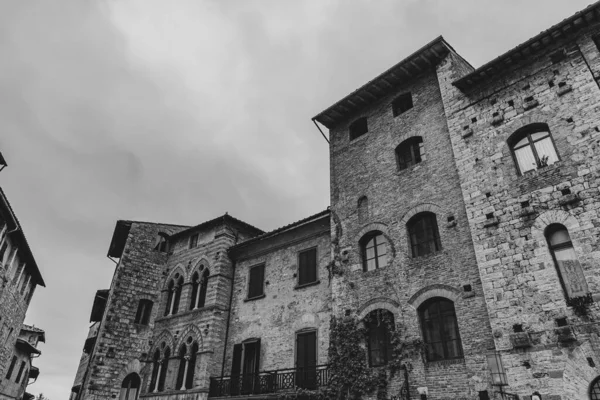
[454,1,600,91]
[21,325,45,343]
[313,36,462,129]
[0,189,45,286]
[89,289,109,322]
[169,214,264,241]
[16,338,41,355]
[107,220,132,258]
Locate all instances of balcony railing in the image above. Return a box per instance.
[209,365,330,397]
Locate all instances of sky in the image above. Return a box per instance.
[0,0,594,399]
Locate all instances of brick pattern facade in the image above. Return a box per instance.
[72,4,600,400]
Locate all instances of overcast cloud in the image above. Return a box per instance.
[0,1,593,399]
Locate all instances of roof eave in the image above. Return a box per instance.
[313,36,457,129]
[453,1,600,91]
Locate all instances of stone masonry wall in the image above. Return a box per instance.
[437,22,600,400]
[328,69,495,399]
[224,219,331,376]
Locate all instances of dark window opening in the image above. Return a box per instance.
[360,231,387,271]
[524,96,534,102]
[419,298,463,361]
[463,284,472,292]
[561,188,571,195]
[189,233,199,249]
[508,123,559,174]
[485,192,491,198]
[392,93,413,117]
[158,347,170,391]
[230,339,261,395]
[588,357,596,368]
[512,324,523,333]
[298,248,318,286]
[395,136,423,170]
[15,361,25,383]
[164,280,175,316]
[548,80,555,87]
[154,235,168,253]
[296,331,317,389]
[407,213,441,257]
[490,99,497,105]
[447,216,455,223]
[120,373,141,400]
[134,299,153,325]
[521,201,530,208]
[558,81,567,88]
[349,118,368,141]
[522,84,530,91]
[486,213,494,220]
[176,345,187,390]
[248,264,265,299]
[5,356,16,379]
[190,268,209,310]
[172,277,184,315]
[186,342,199,389]
[365,310,394,367]
[508,100,514,107]
[556,317,568,327]
[150,350,160,392]
[471,117,477,123]
[566,117,574,123]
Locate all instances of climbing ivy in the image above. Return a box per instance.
[277,313,423,400]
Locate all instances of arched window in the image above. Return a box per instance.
[358,197,369,224]
[360,231,387,272]
[395,137,423,170]
[149,350,160,393]
[120,373,141,400]
[190,268,209,310]
[349,117,368,141]
[164,280,175,317]
[418,298,463,361]
[508,123,558,174]
[407,212,441,257]
[176,345,187,390]
[158,347,170,391]
[590,375,600,399]
[364,310,394,367]
[545,224,589,300]
[186,342,199,389]
[172,276,184,315]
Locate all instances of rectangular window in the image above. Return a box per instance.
[230,340,261,395]
[15,361,25,383]
[296,331,317,389]
[189,234,199,249]
[298,248,317,286]
[134,299,153,325]
[392,93,413,117]
[5,355,17,379]
[247,264,265,299]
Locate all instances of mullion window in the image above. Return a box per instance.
[361,232,387,272]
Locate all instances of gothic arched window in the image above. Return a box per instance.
[364,309,394,367]
[149,350,160,393]
[418,298,463,361]
[590,375,600,400]
[186,342,199,389]
[190,268,209,310]
[120,373,141,400]
[407,212,441,257]
[172,276,184,315]
[164,280,175,316]
[158,347,170,392]
[508,123,559,174]
[545,224,589,300]
[360,231,387,272]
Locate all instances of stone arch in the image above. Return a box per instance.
[292,313,321,333]
[354,222,396,261]
[399,203,446,227]
[407,284,461,309]
[176,324,204,353]
[532,209,580,241]
[357,297,400,320]
[163,265,186,289]
[188,256,211,281]
[114,359,141,389]
[150,330,175,355]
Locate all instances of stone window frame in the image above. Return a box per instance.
[507,122,560,175]
[406,212,442,258]
[399,203,447,260]
[246,263,266,301]
[395,136,424,171]
[134,299,153,326]
[296,246,319,288]
[353,223,395,271]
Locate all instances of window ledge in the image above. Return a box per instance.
[244,294,266,302]
[154,307,210,323]
[519,161,562,177]
[424,358,465,368]
[294,280,320,290]
[395,161,425,175]
[349,132,370,144]
[409,250,442,260]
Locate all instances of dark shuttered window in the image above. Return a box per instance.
[134,299,153,325]
[5,356,17,379]
[298,248,318,286]
[407,212,441,257]
[296,331,317,389]
[247,265,265,299]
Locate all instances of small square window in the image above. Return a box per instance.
[189,233,199,249]
[248,264,265,299]
[392,93,413,117]
[349,118,368,140]
[298,248,318,286]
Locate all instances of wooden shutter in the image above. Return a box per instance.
[299,249,317,285]
[231,344,243,376]
[248,265,264,299]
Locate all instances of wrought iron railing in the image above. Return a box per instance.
[209,365,330,397]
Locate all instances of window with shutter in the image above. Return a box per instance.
[247,265,265,299]
[134,300,153,325]
[5,355,17,379]
[298,248,318,286]
[296,331,317,389]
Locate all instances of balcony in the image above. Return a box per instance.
[209,366,330,397]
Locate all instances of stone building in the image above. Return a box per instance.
[0,180,46,399]
[72,3,600,400]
